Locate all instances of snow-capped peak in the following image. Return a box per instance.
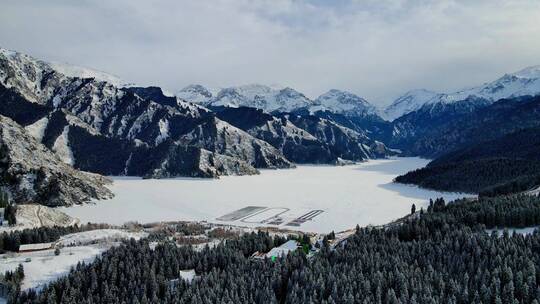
[208,84,313,113]
[176,84,215,105]
[385,65,540,120]
[311,89,377,117]
[510,65,540,79]
[383,89,439,121]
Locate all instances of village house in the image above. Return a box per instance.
[251,240,300,260]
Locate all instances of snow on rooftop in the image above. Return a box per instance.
[266,240,299,258]
[18,243,53,251]
[179,269,196,283]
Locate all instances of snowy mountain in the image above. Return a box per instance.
[442,65,540,103]
[0,47,395,197]
[176,84,215,105]
[210,84,313,113]
[177,84,314,113]
[385,65,540,121]
[311,89,378,117]
[178,85,385,121]
[383,89,439,121]
[0,48,293,181]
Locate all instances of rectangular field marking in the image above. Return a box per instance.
[216,206,266,221]
[285,210,324,226]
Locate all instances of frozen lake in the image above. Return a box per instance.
[61,157,471,233]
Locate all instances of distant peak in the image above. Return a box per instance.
[403,88,438,95]
[510,65,540,79]
[181,84,207,91]
[318,89,365,100]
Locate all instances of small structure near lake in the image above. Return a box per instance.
[252,240,300,260]
[18,243,54,253]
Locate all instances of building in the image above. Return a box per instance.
[169,269,197,293]
[18,243,54,252]
[265,240,299,259]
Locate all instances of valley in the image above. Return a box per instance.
[1,36,540,303]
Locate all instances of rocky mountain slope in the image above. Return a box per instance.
[0,48,294,179]
[390,95,540,157]
[215,107,390,164]
[0,115,112,206]
[387,66,540,156]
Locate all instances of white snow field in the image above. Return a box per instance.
[0,229,146,292]
[57,229,148,246]
[0,245,106,291]
[61,157,472,233]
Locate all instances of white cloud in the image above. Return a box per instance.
[1,0,539,105]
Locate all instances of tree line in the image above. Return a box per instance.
[395,158,540,195]
[0,223,110,253]
[9,194,540,303]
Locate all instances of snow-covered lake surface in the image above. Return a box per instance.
[62,157,472,233]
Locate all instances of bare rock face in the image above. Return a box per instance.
[0,115,112,206]
[177,116,293,170]
[147,145,259,178]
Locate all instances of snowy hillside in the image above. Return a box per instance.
[311,89,378,117]
[385,65,540,120]
[383,89,439,121]
[49,62,133,87]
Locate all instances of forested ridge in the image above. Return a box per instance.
[9,194,540,304]
[395,127,540,195]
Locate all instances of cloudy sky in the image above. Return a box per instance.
[1,0,539,105]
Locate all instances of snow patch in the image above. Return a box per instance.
[52,126,75,166]
[24,116,49,142]
[58,229,148,246]
[155,118,170,145]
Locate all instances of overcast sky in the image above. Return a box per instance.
[1,0,539,105]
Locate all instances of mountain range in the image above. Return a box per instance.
[1,46,540,206]
[0,48,395,206]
